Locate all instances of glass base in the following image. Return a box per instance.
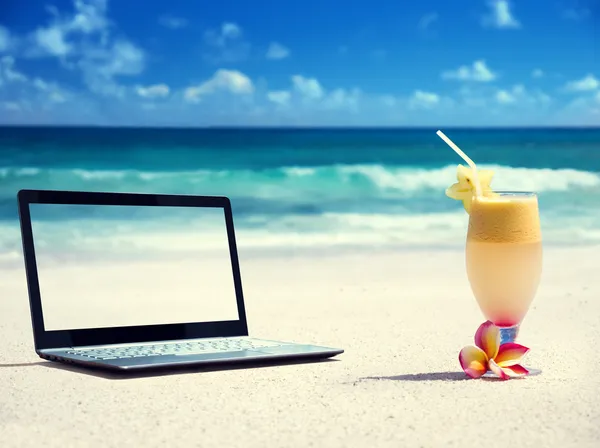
[485,323,540,378]
[482,367,541,379]
[498,324,519,344]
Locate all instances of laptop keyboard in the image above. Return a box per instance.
[65,337,283,360]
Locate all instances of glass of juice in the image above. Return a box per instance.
[465,191,543,373]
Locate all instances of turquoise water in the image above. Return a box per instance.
[1,126,599,260]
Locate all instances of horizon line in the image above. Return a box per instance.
[1,124,599,130]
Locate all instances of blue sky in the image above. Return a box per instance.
[0,0,598,126]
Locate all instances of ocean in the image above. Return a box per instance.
[1,126,599,264]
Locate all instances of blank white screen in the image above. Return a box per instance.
[29,203,240,331]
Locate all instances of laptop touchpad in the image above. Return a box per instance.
[250,345,318,355]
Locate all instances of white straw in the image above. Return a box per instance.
[436,130,482,197]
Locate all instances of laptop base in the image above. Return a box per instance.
[38,337,343,371]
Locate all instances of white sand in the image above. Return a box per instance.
[1,246,599,447]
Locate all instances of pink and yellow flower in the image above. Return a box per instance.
[458,321,530,380]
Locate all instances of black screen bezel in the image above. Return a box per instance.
[17,189,249,350]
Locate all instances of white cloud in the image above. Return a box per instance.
[269,75,360,112]
[266,42,290,60]
[457,83,551,110]
[567,88,600,119]
[442,60,497,82]
[94,40,145,78]
[34,26,72,57]
[0,56,28,83]
[34,79,68,103]
[495,84,551,106]
[532,69,544,78]
[158,15,188,29]
[418,13,438,30]
[78,40,145,97]
[204,22,242,46]
[32,78,50,90]
[322,88,360,111]
[291,75,324,100]
[496,89,516,104]
[221,23,241,39]
[50,92,67,103]
[136,84,170,99]
[30,0,109,58]
[560,89,600,123]
[0,56,69,107]
[565,74,599,92]
[69,0,109,33]
[409,90,440,109]
[0,26,12,53]
[203,22,249,63]
[267,90,291,106]
[23,0,146,97]
[483,0,521,29]
[183,89,200,103]
[184,69,254,103]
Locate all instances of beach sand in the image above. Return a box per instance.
[1,246,599,447]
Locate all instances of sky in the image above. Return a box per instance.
[0,0,598,127]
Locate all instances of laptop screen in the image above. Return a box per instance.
[28,203,240,331]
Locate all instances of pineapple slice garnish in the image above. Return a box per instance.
[446,164,496,213]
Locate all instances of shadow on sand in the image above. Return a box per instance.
[361,371,471,382]
[0,362,47,368]
[5,357,340,380]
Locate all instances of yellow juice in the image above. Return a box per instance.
[465,193,542,327]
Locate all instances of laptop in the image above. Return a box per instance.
[17,189,343,372]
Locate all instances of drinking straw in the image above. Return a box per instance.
[436,130,482,197]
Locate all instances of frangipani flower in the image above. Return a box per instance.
[446,164,496,213]
[458,321,530,380]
